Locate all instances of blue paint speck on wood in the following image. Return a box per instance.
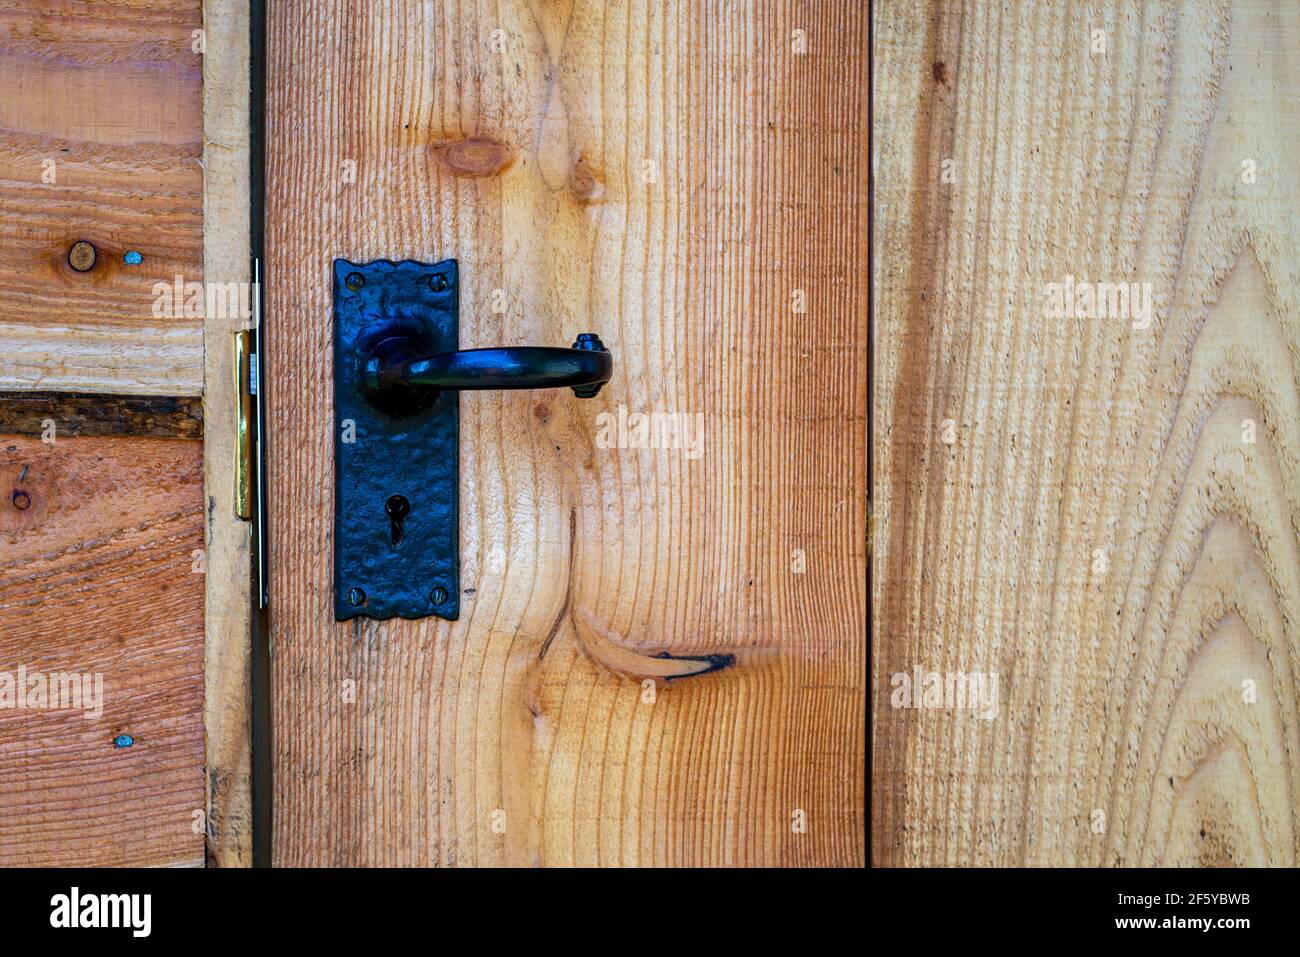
[114,734,134,748]
[123,251,143,265]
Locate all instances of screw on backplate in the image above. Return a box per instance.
[571,333,608,398]
[429,586,448,606]
[347,587,366,606]
[429,273,450,293]
[11,490,30,510]
[114,735,134,748]
[345,272,365,291]
[68,240,97,272]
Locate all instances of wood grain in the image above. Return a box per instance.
[200,0,254,868]
[0,435,205,867]
[267,1,866,865]
[873,0,1300,866]
[0,0,205,396]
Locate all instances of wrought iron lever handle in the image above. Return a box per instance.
[361,332,612,411]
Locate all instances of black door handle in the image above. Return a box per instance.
[333,256,613,621]
[361,332,611,410]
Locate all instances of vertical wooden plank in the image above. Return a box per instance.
[0,434,205,867]
[201,0,254,867]
[268,0,865,865]
[873,0,1300,865]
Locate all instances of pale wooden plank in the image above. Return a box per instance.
[200,0,253,868]
[873,0,1300,866]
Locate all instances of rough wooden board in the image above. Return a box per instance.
[200,0,254,869]
[0,0,205,396]
[873,0,1300,865]
[0,392,202,439]
[0,436,206,867]
[267,1,866,865]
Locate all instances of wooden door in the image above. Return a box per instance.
[266,2,866,866]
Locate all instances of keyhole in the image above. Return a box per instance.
[385,495,410,546]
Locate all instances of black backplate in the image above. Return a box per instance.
[333,257,459,621]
